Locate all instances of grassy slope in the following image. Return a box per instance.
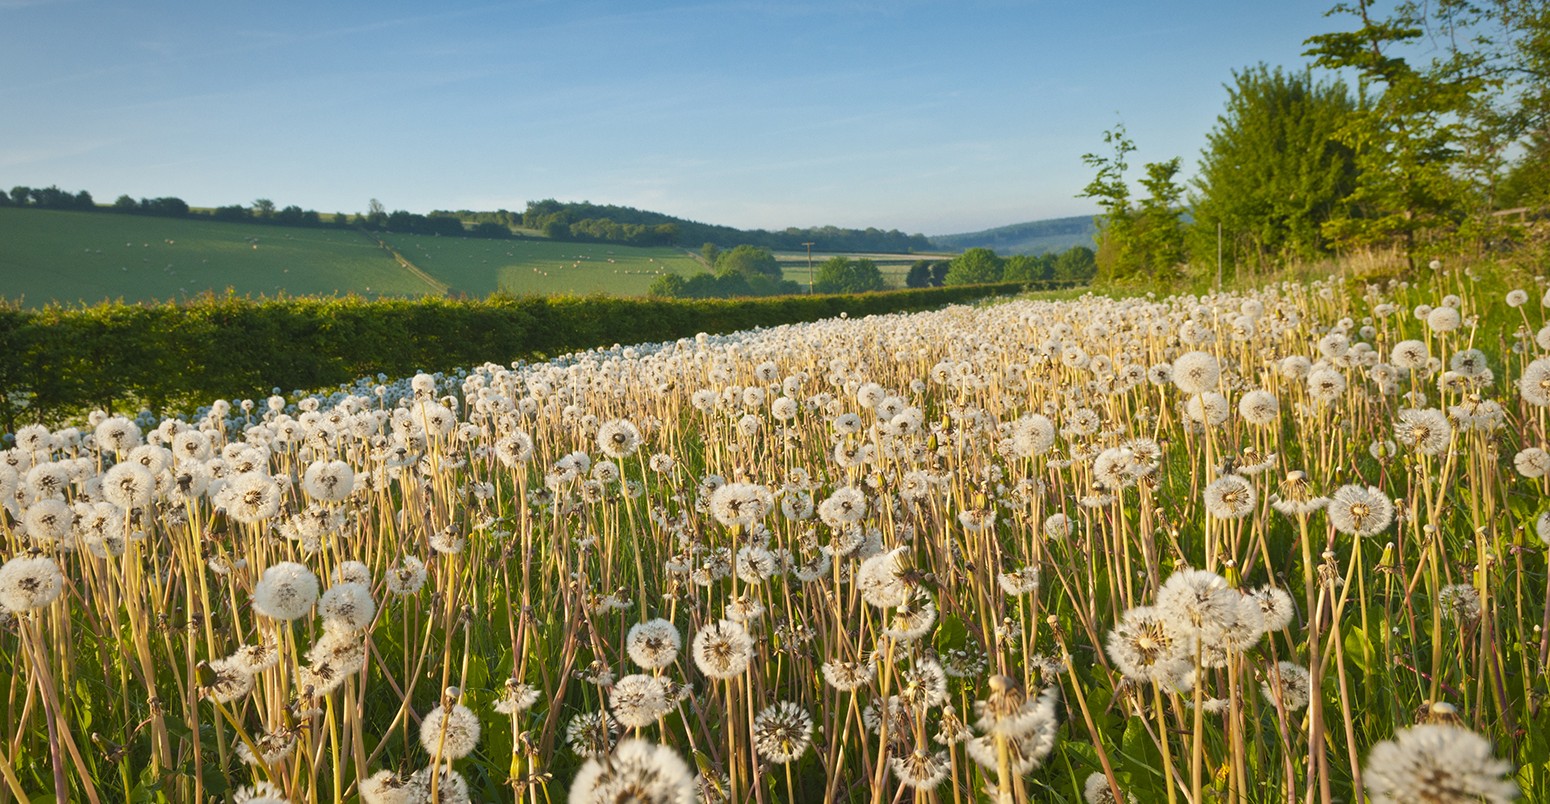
[0,207,941,304]
[0,207,435,306]
[379,233,706,297]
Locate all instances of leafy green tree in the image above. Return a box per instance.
[1304,0,1483,263]
[1131,158,1189,282]
[113,195,139,212]
[1080,125,1138,283]
[1191,65,1360,272]
[812,257,886,294]
[10,186,30,206]
[648,273,688,297]
[905,260,934,288]
[1054,246,1097,281]
[1001,254,1053,282]
[253,198,276,219]
[943,248,1004,285]
[1080,124,1189,284]
[715,245,782,281]
[701,243,721,268]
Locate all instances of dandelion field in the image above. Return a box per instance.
[2,266,1549,803]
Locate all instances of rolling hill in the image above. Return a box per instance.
[929,215,1097,255]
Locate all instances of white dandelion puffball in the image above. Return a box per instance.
[0,556,65,612]
[691,619,754,679]
[1203,474,1256,519]
[301,459,355,502]
[251,562,320,621]
[319,582,376,631]
[596,419,642,458]
[419,702,481,760]
[1172,351,1221,395]
[752,701,813,764]
[626,618,682,670]
[1364,724,1517,803]
[1326,484,1394,537]
[568,739,695,804]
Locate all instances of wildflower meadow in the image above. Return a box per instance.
[2,267,1548,803]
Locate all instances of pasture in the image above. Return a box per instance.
[377,233,705,297]
[0,208,433,305]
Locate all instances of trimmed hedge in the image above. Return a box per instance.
[0,281,1064,425]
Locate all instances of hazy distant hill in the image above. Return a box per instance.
[930,215,1096,255]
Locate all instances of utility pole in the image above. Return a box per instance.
[802,242,815,294]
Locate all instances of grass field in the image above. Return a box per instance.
[378,232,705,297]
[0,208,942,304]
[0,207,433,305]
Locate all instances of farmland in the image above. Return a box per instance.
[0,209,725,305]
[0,208,433,305]
[377,232,705,297]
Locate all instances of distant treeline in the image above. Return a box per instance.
[2,185,515,239]
[4,185,936,254]
[520,199,933,252]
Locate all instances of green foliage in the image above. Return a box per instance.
[714,245,782,281]
[1081,125,1188,286]
[519,199,932,252]
[1303,0,1485,262]
[1053,245,1097,282]
[0,283,1031,426]
[943,248,1004,285]
[811,257,886,294]
[904,260,937,288]
[1191,65,1361,272]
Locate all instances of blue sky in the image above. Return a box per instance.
[2,1,1341,235]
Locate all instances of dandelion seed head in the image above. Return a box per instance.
[627,618,682,670]
[1327,484,1394,537]
[419,702,481,760]
[610,673,672,728]
[752,701,813,764]
[251,562,319,621]
[691,619,754,680]
[567,739,695,804]
[1365,724,1517,804]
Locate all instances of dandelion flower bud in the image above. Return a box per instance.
[251,561,319,621]
[419,703,481,760]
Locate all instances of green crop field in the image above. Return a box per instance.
[378,232,706,297]
[0,208,938,305]
[0,207,434,306]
